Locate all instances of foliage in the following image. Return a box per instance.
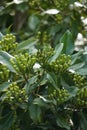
[0,0,87,46]
[0,0,87,130]
[0,31,87,130]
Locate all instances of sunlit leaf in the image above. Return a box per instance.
[43,9,60,15]
[13,0,23,4]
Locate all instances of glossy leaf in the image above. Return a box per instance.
[67,86,78,97]
[76,67,87,75]
[49,43,63,62]
[14,0,23,4]
[71,51,83,65]
[0,82,10,92]
[47,73,58,89]
[43,9,60,15]
[16,38,38,53]
[69,62,85,70]
[0,51,16,72]
[60,30,74,54]
[25,76,38,94]
[33,96,51,108]
[29,104,42,122]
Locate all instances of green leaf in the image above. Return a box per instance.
[28,15,40,31]
[83,53,87,62]
[33,98,48,107]
[67,86,79,97]
[47,73,58,89]
[0,51,16,72]
[33,97,51,108]
[0,112,14,130]
[56,114,70,130]
[0,32,3,40]
[49,43,63,62]
[60,30,74,54]
[13,0,24,4]
[16,38,38,53]
[79,112,87,130]
[25,76,38,94]
[61,77,78,97]
[29,104,42,122]
[69,62,85,71]
[71,51,83,65]
[0,82,10,92]
[76,67,87,75]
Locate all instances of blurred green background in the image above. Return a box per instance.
[0,0,87,49]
